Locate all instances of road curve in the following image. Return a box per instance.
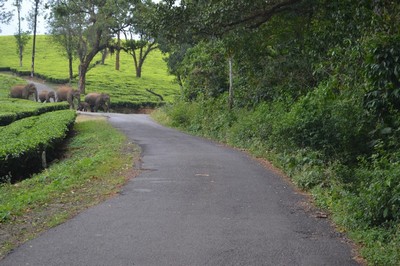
[0,114,359,266]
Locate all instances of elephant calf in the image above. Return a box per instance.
[77,102,90,112]
[84,93,110,112]
[10,83,38,101]
[39,90,56,103]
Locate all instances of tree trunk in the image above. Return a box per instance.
[115,31,120,71]
[19,46,23,67]
[228,57,234,109]
[68,55,73,83]
[131,51,140,78]
[30,0,39,78]
[78,62,89,94]
[101,48,107,64]
[136,66,142,78]
[17,2,22,67]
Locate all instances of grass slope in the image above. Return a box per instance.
[0,35,180,107]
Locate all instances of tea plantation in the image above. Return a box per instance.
[0,74,74,182]
[0,35,180,109]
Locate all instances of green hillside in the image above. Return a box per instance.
[0,35,179,108]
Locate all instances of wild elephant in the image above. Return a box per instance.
[39,90,56,103]
[77,102,90,112]
[84,93,110,112]
[56,86,80,109]
[10,83,38,101]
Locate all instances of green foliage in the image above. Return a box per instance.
[14,31,31,63]
[364,33,400,119]
[273,84,370,162]
[179,41,228,100]
[350,154,400,227]
[228,101,286,150]
[0,110,76,182]
[0,98,69,126]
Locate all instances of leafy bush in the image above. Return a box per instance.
[0,110,76,182]
[349,155,400,227]
[228,101,287,150]
[272,84,370,162]
[0,98,69,126]
[179,41,228,100]
[364,33,400,120]
[164,100,198,129]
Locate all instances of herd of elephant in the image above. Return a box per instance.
[9,83,110,112]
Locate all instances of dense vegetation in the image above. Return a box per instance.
[0,35,179,109]
[150,0,400,264]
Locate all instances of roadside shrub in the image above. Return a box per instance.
[228,101,287,150]
[165,100,198,129]
[350,155,400,227]
[0,110,76,182]
[272,83,369,162]
[193,95,236,140]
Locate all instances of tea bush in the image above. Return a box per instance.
[0,110,76,182]
[0,98,69,126]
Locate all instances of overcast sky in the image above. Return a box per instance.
[0,1,47,36]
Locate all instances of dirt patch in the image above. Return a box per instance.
[76,113,108,122]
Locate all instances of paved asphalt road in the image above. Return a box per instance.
[0,114,359,266]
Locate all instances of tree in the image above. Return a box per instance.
[121,1,158,78]
[122,32,158,78]
[13,0,31,67]
[154,0,304,44]
[151,0,307,106]
[0,0,12,32]
[48,0,80,82]
[29,0,40,78]
[52,0,131,93]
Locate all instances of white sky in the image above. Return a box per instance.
[0,0,48,36]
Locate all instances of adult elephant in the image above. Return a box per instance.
[39,90,56,103]
[10,83,38,101]
[84,93,111,112]
[56,86,80,109]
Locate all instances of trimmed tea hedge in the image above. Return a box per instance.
[0,110,76,182]
[0,98,69,126]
